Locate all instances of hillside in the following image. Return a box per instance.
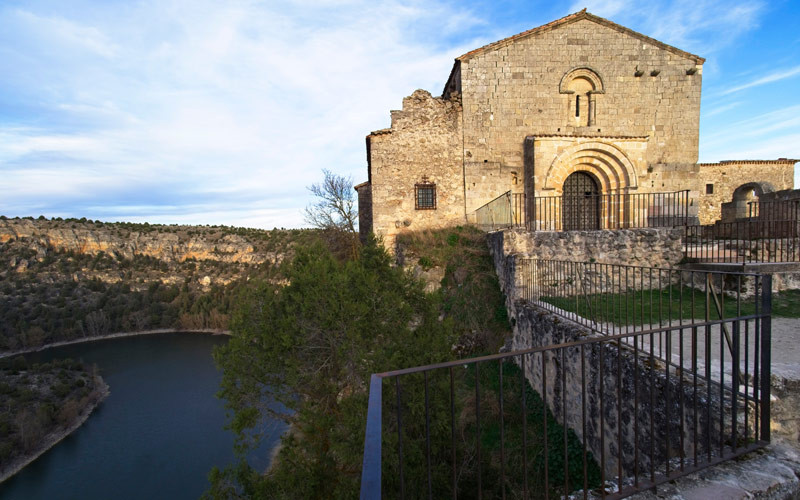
[0,217,317,353]
[0,356,108,482]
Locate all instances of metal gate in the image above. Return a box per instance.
[562,171,600,230]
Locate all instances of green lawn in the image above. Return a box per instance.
[540,287,800,326]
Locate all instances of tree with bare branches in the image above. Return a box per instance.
[303,169,359,258]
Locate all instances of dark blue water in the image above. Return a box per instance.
[0,333,285,500]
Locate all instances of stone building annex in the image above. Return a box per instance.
[354,9,797,246]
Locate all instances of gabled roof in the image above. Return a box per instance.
[457,9,705,64]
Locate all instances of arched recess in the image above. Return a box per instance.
[732,182,773,202]
[727,181,775,219]
[559,67,604,94]
[542,142,639,194]
[559,67,604,126]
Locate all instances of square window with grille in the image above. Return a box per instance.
[415,183,436,210]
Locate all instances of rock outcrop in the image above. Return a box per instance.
[0,218,282,266]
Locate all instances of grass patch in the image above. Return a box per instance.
[540,287,800,325]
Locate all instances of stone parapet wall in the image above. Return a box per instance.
[487,236,729,478]
[492,227,684,269]
[507,299,723,478]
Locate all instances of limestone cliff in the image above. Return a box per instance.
[0,218,282,266]
[0,217,315,351]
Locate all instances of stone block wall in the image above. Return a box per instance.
[487,241,729,478]
[458,17,703,173]
[695,161,796,224]
[508,301,724,478]
[355,182,372,242]
[463,160,524,216]
[492,227,684,269]
[367,90,465,248]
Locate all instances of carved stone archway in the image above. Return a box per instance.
[543,141,639,194]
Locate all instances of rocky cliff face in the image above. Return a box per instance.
[0,217,312,351]
[0,218,282,266]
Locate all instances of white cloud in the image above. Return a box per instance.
[11,8,119,58]
[569,0,764,54]
[700,105,800,162]
[0,0,477,227]
[720,65,800,95]
[702,101,741,118]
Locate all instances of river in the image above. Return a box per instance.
[0,332,285,500]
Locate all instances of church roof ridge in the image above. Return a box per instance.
[457,9,705,64]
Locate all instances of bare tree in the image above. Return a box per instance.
[304,169,359,258]
[304,169,358,233]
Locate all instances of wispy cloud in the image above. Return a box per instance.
[720,65,800,95]
[0,0,479,227]
[701,105,800,162]
[702,101,741,118]
[569,0,765,54]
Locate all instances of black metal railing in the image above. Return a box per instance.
[684,219,800,263]
[515,258,765,336]
[474,191,525,231]
[360,262,772,499]
[474,190,691,232]
[748,199,800,220]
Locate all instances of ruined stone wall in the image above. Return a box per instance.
[367,90,465,248]
[694,161,796,224]
[459,17,703,198]
[355,183,373,242]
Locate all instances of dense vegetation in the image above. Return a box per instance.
[0,217,319,352]
[1,214,603,497]
[207,228,601,499]
[0,356,105,471]
[395,225,512,353]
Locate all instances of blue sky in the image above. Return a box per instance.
[0,0,798,228]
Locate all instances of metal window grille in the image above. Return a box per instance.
[415,183,436,210]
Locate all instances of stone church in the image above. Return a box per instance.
[355,9,796,246]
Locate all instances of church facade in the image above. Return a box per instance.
[355,10,795,245]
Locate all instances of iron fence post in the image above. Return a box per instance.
[760,274,772,442]
[360,374,383,499]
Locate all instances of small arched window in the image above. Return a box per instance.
[559,67,604,127]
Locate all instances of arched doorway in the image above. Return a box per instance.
[562,171,600,230]
[723,182,774,220]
